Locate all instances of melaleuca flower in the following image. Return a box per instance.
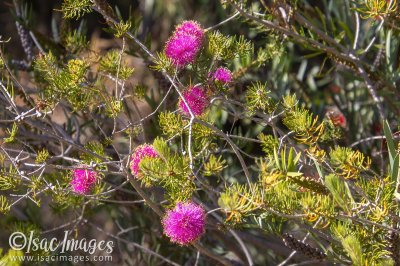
[162,202,206,245]
[70,167,97,195]
[165,21,204,67]
[130,144,158,176]
[174,21,204,40]
[179,86,209,116]
[212,67,232,84]
[165,34,202,67]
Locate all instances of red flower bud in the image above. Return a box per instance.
[326,106,346,128]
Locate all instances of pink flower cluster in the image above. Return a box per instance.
[70,167,97,195]
[130,144,158,176]
[212,67,232,84]
[165,21,204,67]
[175,21,204,38]
[179,86,209,116]
[162,202,206,245]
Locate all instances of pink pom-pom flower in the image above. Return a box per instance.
[165,35,202,67]
[179,86,209,116]
[70,167,97,195]
[165,21,204,67]
[174,21,204,40]
[212,67,232,84]
[162,202,206,245]
[130,144,158,176]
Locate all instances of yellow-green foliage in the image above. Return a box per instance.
[62,28,89,53]
[207,31,252,60]
[357,0,398,19]
[325,174,354,213]
[0,165,20,191]
[61,0,92,19]
[218,183,262,223]
[159,112,186,137]
[35,149,49,164]
[300,193,335,221]
[112,20,132,38]
[4,123,18,143]
[245,82,276,114]
[329,146,371,179]
[0,196,10,213]
[258,133,279,156]
[203,154,226,176]
[34,53,92,110]
[283,107,325,145]
[100,50,134,80]
[0,248,24,266]
[139,138,195,204]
